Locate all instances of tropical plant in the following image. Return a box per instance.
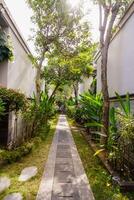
[74,91,103,128]
[107,107,118,152]
[0,29,13,62]
[107,93,134,178]
[116,108,134,140]
[24,92,55,135]
[115,92,131,117]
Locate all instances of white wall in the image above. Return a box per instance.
[96,13,134,98]
[7,29,36,97]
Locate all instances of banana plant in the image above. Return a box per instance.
[76,91,103,129]
[115,92,131,117]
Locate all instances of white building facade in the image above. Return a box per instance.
[0,0,36,147]
[0,0,36,97]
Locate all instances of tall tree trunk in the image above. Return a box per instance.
[99,2,121,145]
[35,49,46,104]
[101,46,109,144]
[36,67,42,104]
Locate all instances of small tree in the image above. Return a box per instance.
[68,45,96,105]
[42,37,95,104]
[42,54,71,101]
[95,0,131,144]
[27,0,83,103]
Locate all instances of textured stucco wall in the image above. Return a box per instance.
[7,29,36,97]
[96,13,134,98]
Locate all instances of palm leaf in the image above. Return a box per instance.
[85,122,103,128]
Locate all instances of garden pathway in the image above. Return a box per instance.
[36,115,95,200]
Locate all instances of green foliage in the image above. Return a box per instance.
[0,137,42,164]
[107,93,134,178]
[24,92,55,135]
[115,92,131,117]
[113,193,129,200]
[107,107,118,152]
[0,86,27,111]
[0,98,5,118]
[0,29,14,62]
[109,107,117,133]
[75,91,103,126]
[27,0,84,59]
[70,120,133,200]
[66,105,76,118]
[27,0,95,101]
[108,93,133,145]
[42,42,96,100]
[116,108,134,140]
[43,55,72,87]
[0,141,34,163]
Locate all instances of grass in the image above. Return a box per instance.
[68,118,134,200]
[0,116,58,200]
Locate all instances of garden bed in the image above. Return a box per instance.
[72,120,134,192]
[68,118,134,199]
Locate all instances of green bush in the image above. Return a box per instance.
[23,92,54,135]
[112,193,129,200]
[66,105,76,118]
[0,140,35,164]
[0,98,5,118]
[0,86,27,111]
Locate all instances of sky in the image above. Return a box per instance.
[4,0,99,53]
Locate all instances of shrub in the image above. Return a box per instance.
[66,105,76,118]
[0,98,5,118]
[23,92,54,135]
[112,193,129,200]
[0,86,27,111]
[0,142,34,163]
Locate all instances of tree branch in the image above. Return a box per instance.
[105,2,121,46]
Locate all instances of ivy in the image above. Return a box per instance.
[0,29,14,62]
[0,86,27,111]
[0,98,5,118]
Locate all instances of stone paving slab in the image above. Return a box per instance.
[55,163,74,172]
[3,193,23,200]
[54,171,75,183]
[36,115,95,200]
[0,176,10,193]
[57,144,70,149]
[19,166,37,182]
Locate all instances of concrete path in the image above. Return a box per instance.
[36,115,95,200]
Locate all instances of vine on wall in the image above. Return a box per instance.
[0,27,14,62]
[0,86,27,114]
